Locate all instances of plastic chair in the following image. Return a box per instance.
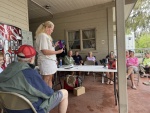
[127,67,140,86]
[135,72,140,86]
[84,60,96,81]
[134,65,140,86]
[0,91,37,113]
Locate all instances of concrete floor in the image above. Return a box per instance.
[51,74,150,113]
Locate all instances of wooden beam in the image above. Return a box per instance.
[115,0,128,113]
[125,0,137,4]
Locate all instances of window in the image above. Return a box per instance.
[68,30,80,49]
[67,28,96,50]
[82,29,95,49]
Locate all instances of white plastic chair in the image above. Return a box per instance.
[0,91,37,113]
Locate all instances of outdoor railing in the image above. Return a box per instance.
[134,48,150,58]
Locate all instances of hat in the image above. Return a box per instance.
[17,45,36,58]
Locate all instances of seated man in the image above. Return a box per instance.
[0,45,68,113]
[73,51,83,65]
[139,52,150,76]
[64,50,74,65]
[126,50,139,89]
[63,50,75,76]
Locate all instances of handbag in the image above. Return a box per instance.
[64,75,83,90]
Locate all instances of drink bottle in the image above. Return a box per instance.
[59,59,62,67]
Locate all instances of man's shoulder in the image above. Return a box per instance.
[78,55,82,57]
[22,68,37,75]
[72,55,78,58]
[22,68,41,81]
[64,55,67,59]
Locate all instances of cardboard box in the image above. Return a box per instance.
[73,86,85,96]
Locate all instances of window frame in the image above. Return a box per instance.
[66,28,96,51]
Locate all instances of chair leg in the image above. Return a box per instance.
[135,73,140,86]
[138,73,140,86]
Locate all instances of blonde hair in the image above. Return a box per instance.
[88,51,93,55]
[35,21,54,37]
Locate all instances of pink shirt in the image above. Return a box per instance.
[126,57,138,67]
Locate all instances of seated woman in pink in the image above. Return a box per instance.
[126,50,139,89]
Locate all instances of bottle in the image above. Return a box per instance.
[102,73,106,83]
[102,76,104,84]
[106,58,108,64]
[59,59,62,67]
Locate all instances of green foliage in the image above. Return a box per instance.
[126,0,150,38]
[135,34,150,48]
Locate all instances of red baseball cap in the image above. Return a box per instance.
[17,45,36,58]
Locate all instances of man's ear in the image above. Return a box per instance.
[30,56,35,64]
[29,58,32,63]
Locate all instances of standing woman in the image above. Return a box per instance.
[35,21,63,87]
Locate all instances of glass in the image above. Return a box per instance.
[82,29,96,49]
[68,31,80,49]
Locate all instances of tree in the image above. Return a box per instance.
[135,34,150,48]
[126,0,150,38]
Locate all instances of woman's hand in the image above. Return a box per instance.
[57,48,63,54]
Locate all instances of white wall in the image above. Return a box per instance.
[30,3,114,61]
[0,0,29,30]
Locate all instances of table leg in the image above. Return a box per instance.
[52,72,62,89]
[114,72,118,105]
